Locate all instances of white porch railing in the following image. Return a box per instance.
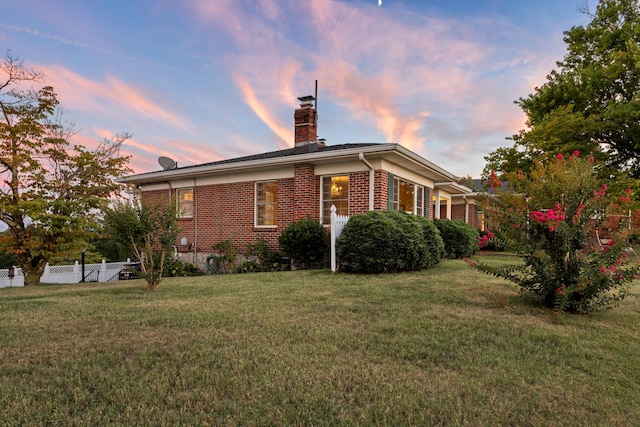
[330,205,350,272]
[0,259,133,288]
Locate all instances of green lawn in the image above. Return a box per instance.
[1,257,639,426]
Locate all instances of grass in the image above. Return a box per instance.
[1,256,639,426]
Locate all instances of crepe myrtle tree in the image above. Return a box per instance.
[104,199,180,291]
[0,51,132,285]
[470,151,640,314]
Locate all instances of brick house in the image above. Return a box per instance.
[118,96,480,265]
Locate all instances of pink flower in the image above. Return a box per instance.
[573,150,579,157]
[556,153,564,160]
[600,267,607,273]
[610,265,616,272]
[626,188,632,194]
[489,170,502,191]
[589,157,595,163]
[487,232,495,239]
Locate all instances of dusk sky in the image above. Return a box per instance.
[1,0,592,178]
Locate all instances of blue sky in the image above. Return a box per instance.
[1,0,592,177]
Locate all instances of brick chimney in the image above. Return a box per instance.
[294,95,321,154]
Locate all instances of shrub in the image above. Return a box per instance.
[471,152,640,313]
[239,238,288,272]
[336,210,443,274]
[163,259,204,277]
[418,216,446,266]
[278,217,327,269]
[478,229,507,252]
[209,238,238,274]
[433,219,479,259]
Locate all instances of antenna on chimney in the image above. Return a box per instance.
[314,79,318,125]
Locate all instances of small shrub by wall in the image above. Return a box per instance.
[433,219,479,259]
[279,217,327,269]
[336,211,443,274]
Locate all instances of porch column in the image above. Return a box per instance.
[434,189,441,219]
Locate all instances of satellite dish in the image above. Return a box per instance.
[158,156,177,170]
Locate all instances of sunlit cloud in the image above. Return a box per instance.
[3,0,572,178]
[41,65,195,134]
[189,0,538,162]
[234,76,292,149]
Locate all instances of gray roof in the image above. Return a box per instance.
[118,142,468,189]
[176,143,382,170]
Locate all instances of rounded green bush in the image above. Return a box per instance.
[416,216,446,266]
[336,211,443,274]
[278,217,327,268]
[433,219,479,259]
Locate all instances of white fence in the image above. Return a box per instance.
[330,205,350,272]
[0,267,24,288]
[0,259,133,289]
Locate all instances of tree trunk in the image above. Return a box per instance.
[19,255,47,286]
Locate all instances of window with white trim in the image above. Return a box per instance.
[177,188,194,218]
[255,181,278,226]
[392,178,425,216]
[322,175,349,224]
[416,186,424,217]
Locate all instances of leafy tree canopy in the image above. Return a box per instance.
[485,0,640,181]
[0,51,132,285]
[104,198,180,290]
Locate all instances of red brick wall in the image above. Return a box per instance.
[374,170,389,211]
[143,189,171,206]
[140,165,472,258]
[141,165,323,255]
[349,171,370,215]
[293,164,317,221]
[450,203,479,229]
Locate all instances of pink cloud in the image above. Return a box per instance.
[190,0,501,153]
[41,64,195,134]
[234,76,293,149]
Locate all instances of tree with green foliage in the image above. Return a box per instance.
[0,52,132,285]
[0,231,19,268]
[485,0,640,181]
[104,199,180,290]
[471,151,640,313]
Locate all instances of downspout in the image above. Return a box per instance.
[166,180,173,204]
[193,178,198,261]
[358,152,375,211]
[463,195,469,224]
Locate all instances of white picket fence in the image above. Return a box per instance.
[0,259,133,288]
[330,205,350,272]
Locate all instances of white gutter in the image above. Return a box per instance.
[117,143,461,186]
[358,152,375,211]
